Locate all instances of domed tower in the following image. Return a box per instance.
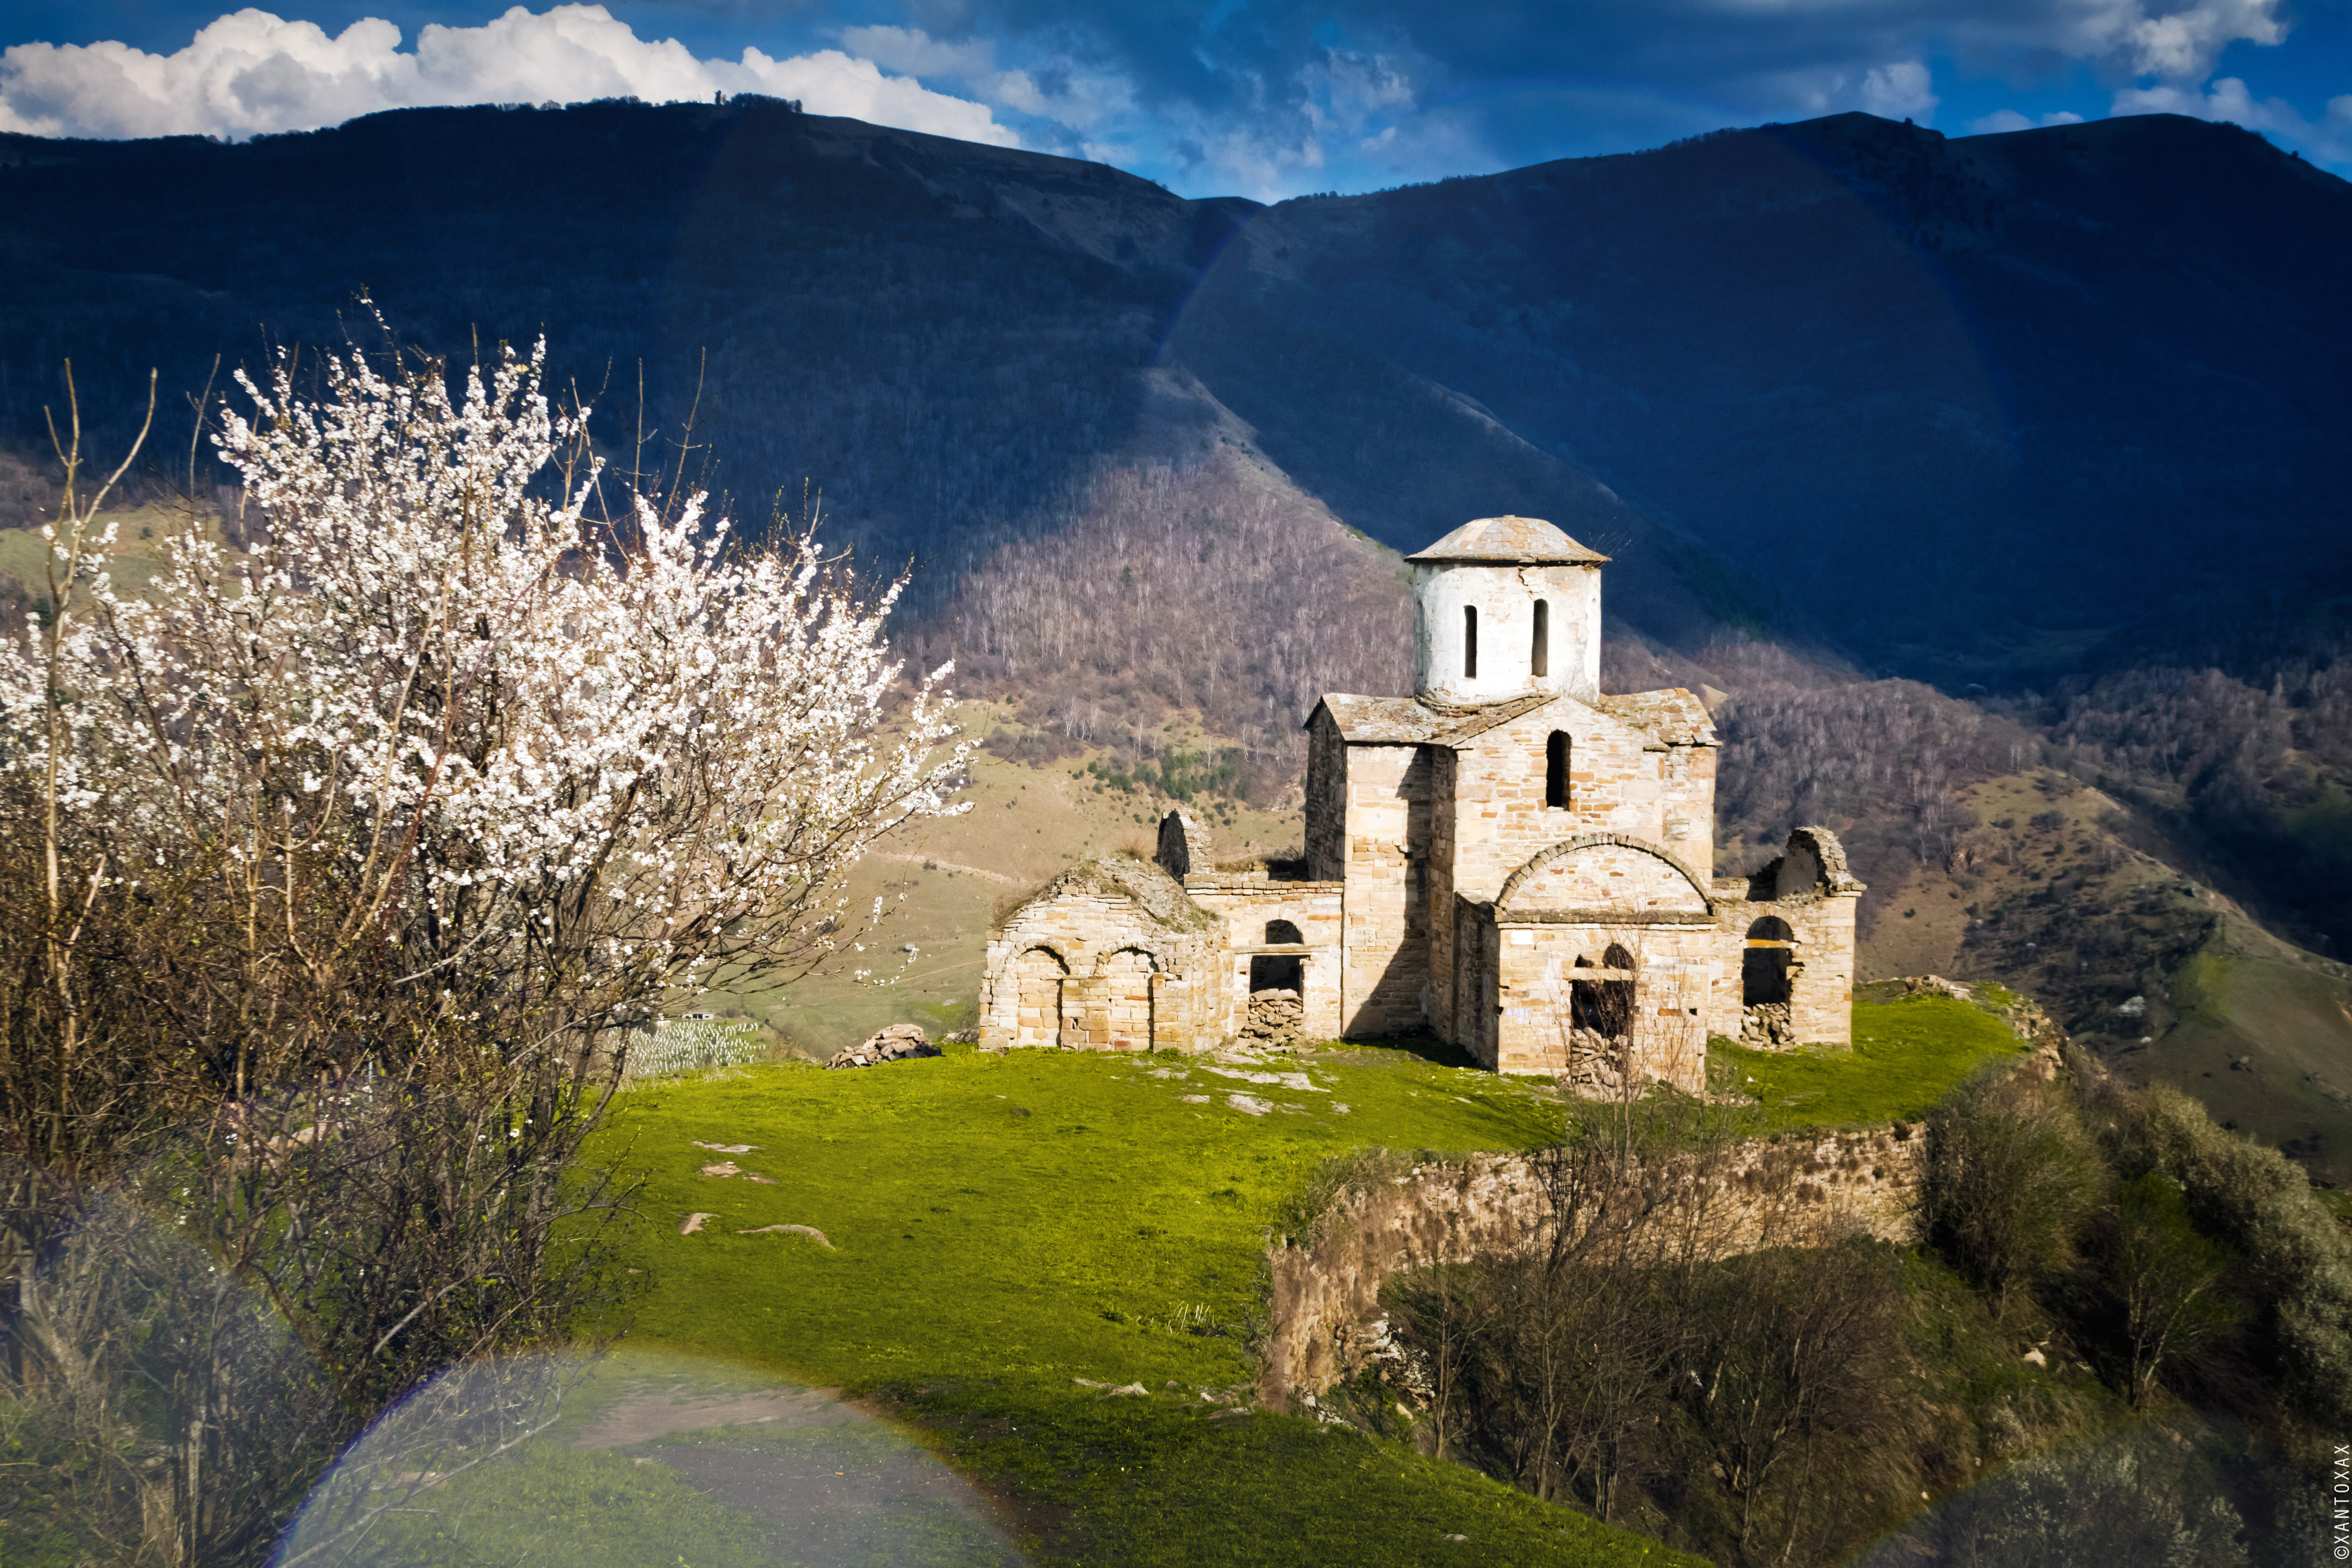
[1407,515,1609,705]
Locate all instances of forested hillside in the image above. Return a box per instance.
[2,96,2348,1163]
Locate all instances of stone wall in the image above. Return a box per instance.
[1339,744,1432,1036]
[1304,708,1348,884]
[1713,829,1864,1049]
[1260,1126,1927,1406]
[1185,874,1345,1040]
[1410,561,1602,705]
[1492,915,1718,1088]
[1443,702,1678,902]
[979,856,1224,1053]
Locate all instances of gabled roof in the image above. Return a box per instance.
[1310,691,1557,746]
[1596,688,1716,747]
[1404,515,1611,566]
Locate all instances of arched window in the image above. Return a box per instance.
[1531,598,1549,678]
[1743,917,1794,1006]
[1545,731,1570,809]
[1570,944,1636,1038]
[1265,919,1303,945]
[1463,604,1478,679]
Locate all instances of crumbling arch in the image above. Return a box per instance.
[1096,947,1159,1051]
[1013,946,1070,1050]
[1743,917,1794,1006]
[1265,919,1303,945]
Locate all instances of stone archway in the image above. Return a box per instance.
[1014,947,1070,1049]
[1741,917,1796,1047]
[1098,948,1158,1051]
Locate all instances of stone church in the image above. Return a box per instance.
[978,516,1863,1089]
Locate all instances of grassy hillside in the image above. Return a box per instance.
[587,1039,1704,1566]
[1848,767,2352,1183]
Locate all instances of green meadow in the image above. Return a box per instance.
[519,1000,2024,1565]
[1709,994,2032,1132]
[589,1040,1705,1565]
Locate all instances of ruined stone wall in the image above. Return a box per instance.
[1261,1127,1926,1405]
[1445,702,1667,902]
[1493,915,1717,1088]
[1339,744,1432,1036]
[1304,709,1348,883]
[1186,878,1345,1040]
[1715,894,1861,1047]
[980,880,1224,1053]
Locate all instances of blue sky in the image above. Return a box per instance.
[4,0,2347,198]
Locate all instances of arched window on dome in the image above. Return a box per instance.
[1531,599,1549,678]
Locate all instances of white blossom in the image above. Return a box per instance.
[1,329,968,1019]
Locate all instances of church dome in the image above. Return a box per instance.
[1405,515,1611,566]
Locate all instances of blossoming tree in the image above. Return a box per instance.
[0,336,966,1562]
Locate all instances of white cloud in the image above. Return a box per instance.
[836,24,1131,131]
[0,5,1018,147]
[1967,107,2085,135]
[1860,59,1938,121]
[2113,75,2352,163]
[1970,108,2035,134]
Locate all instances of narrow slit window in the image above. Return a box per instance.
[1464,605,1478,679]
[1531,599,1549,677]
[1546,730,1570,809]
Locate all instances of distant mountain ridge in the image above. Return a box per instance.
[3,99,2349,967]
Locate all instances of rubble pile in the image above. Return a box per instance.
[1560,1028,1630,1092]
[1740,1002,1796,1049]
[824,1024,941,1070]
[1241,988,1305,1046]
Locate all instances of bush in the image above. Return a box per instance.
[1920,1074,2100,1315]
[2106,1081,2352,1428]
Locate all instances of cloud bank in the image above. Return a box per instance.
[0,5,1016,146]
[828,0,2330,195]
[0,0,2339,197]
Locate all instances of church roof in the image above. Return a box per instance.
[1596,689,1716,747]
[1311,691,1556,746]
[1404,515,1611,566]
[1311,688,1717,749]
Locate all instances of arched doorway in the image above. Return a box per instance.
[1743,918,1794,1004]
[1742,917,1796,1047]
[1100,949,1157,1052]
[1014,947,1069,1049]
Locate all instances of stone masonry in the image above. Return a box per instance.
[980,514,1864,1085]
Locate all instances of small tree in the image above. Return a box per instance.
[0,333,967,1562]
[1920,1074,2098,1318]
[2104,1173,2246,1406]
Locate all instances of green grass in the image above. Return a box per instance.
[1709,996,2031,1132]
[287,1348,1019,1568]
[590,1040,1707,1565]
